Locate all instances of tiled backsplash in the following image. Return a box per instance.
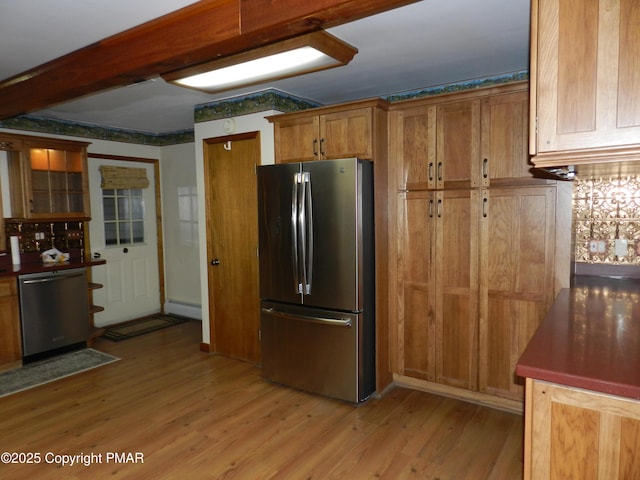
[573,175,640,265]
[4,219,85,255]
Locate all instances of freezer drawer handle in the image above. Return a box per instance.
[261,307,352,327]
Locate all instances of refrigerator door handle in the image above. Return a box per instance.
[291,172,302,294]
[261,307,352,327]
[298,172,307,294]
[302,171,313,294]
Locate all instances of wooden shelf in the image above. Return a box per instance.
[90,305,105,314]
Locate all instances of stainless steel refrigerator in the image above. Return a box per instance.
[257,158,375,403]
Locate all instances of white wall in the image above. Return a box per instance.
[160,142,202,318]
[193,111,279,345]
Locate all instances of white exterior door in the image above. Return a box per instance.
[88,158,161,327]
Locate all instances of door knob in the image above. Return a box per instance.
[211,259,220,266]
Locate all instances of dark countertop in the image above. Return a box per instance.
[0,255,105,278]
[516,276,640,400]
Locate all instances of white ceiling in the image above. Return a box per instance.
[0,0,530,134]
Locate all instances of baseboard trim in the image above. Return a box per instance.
[164,300,202,320]
[393,374,524,415]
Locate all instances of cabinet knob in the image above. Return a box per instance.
[211,259,221,266]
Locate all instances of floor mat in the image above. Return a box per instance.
[0,348,119,398]
[100,314,190,342]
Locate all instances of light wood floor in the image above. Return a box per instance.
[0,321,524,479]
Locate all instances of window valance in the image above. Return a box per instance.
[99,165,149,189]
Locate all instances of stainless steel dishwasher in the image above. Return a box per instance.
[18,267,90,362]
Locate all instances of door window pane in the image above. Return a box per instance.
[102,188,145,246]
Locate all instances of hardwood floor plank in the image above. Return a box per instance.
[0,321,523,479]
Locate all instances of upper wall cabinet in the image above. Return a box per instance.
[267,98,389,163]
[4,135,91,220]
[391,83,533,191]
[530,0,640,167]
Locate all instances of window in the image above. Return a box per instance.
[103,189,145,245]
[177,186,198,246]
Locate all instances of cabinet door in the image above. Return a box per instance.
[481,91,531,184]
[273,115,319,163]
[0,278,21,365]
[525,379,640,480]
[479,186,556,400]
[434,189,479,390]
[436,99,481,189]
[398,191,436,381]
[533,0,640,155]
[319,108,373,160]
[393,104,436,191]
[10,140,89,219]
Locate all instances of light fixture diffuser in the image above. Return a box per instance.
[162,31,357,94]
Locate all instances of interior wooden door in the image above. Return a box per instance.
[434,189,479,390]
[479,186,556,400]
[398,190,436,381]
[205,133,261,363]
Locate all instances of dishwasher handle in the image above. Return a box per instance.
[21,272,85,284]
[261,307,352,328]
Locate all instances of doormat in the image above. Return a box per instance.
[100,314,189,342]
[0,348,120,398]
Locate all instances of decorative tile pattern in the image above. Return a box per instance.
[0,73,529,145]
[383,71,529,102]
[194,89,320,122]
[573,175,640,264]
[0,115,195,146]
[5,219,85,254]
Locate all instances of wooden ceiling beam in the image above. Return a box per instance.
[0,0,417,120]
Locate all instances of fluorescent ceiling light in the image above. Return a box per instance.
[162,31,357,94]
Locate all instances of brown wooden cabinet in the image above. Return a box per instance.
[530,0,640,166]
[524,379,640,479]
[0,277,21,368]
[269,99,387,163]
[434,189,480,390]
[398,189,479,390]
[435,99,481,189]
[8,136,91,220]
[394,84,533,191]
[478,186,556,401]
[391,83,562,408]
[481,90,531,183]
[397,190,436,381]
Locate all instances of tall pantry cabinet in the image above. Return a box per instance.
[390,82,566,408]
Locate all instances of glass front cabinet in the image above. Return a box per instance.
[7,137,90,220]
